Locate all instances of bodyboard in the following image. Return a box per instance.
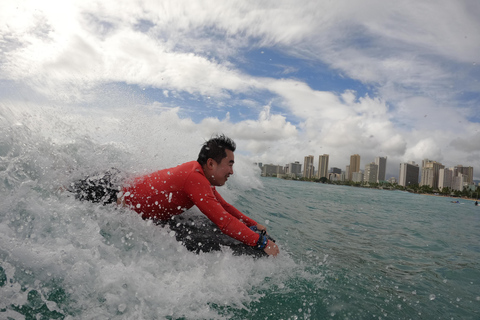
[155,212,269,258]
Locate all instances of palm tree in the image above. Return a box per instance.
[440,186,450,196]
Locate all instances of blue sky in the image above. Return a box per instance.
[1,0,479,179]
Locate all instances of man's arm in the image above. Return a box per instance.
[212,188,259,227]
[185,177,260,246]
[208,191,279,256]
[215,191,270,236]
[185,173,279,255]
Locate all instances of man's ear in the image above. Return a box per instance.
[205,158,216,169]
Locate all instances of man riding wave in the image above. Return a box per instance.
[68,134,279,257]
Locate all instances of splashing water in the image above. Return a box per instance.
[1,103,480,319]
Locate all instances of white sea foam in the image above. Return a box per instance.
[0,103,297,319]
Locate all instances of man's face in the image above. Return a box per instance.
[206,149,235,186]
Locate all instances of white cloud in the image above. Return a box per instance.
[360,1,480,63]
[405,138,443,163]
[1,0,480,178]
[266,79,350,121]
[451,132,480,153]
[3,0,479,104]
[232,105,297,140]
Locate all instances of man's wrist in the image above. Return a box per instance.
[255,233,268,250]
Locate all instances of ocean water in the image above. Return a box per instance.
[1,105,480,319]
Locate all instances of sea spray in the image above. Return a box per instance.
[0,104,316,319]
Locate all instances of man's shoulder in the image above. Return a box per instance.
[181,161,211,187]
[148,161,201,179]
[169,161,204,179]
[176,161,203,173]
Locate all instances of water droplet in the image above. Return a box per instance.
[429,294,436,301]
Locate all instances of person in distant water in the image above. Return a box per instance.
[475,201,478,206]
[68,134,279,257]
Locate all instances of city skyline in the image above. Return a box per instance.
[259,153,477,186]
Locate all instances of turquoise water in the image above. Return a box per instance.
[239,178,480,319]
[1,106,480,319]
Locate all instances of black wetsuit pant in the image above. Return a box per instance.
[67,168,121,205]
[155,214,268,257]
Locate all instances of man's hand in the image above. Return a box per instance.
[255,224,267,232]
[264,240,279,256]
[254,224,279,256]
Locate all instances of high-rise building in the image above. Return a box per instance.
[317,154,329,179]
[438,168,453,190]
[364,162,378,183]
[261,164,284,177]
[328,172,343,181]
[286,161,302,178]
[399,161,419,187]
[454,165,474,185]
[452,173,467,191]
[420,159,444,189]
[303,155,315,179]
[375,156,387,182]
[352,171,364,183]
[330,167,342,174]
[348,154,361,181]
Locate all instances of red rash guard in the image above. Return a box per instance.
[122,161,260,246]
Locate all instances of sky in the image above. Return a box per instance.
[1,0,480,179]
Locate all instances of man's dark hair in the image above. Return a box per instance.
[197,134,236,166]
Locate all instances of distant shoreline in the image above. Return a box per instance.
[269,176,480,203]
[420,192,479,203]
